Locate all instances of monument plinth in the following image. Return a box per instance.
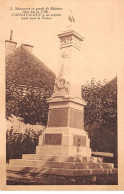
[36,21,91,158]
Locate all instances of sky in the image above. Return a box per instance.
[0,0,123,84]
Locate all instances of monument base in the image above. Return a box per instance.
[6,95,118,177]
[36,127,91,157]
[7,154,118,177]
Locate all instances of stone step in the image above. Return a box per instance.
[36,145,91,156]
[22,154,103,163]
[6,164,118,176]
[9,159,114,169]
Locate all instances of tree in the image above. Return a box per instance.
[6,45,55,125]
[6,128,42,162]
[6,83,53,125]
[82,77,117,166]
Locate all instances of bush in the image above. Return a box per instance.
[6,128,42,162]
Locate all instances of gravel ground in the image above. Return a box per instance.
[6,171,118,185]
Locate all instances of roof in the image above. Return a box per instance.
[6,46,55,90]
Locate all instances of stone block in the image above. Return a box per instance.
[74,169,92,176]
[22,154,103,165]
[107,168,118,175]
[6,162,117,176]
[62,162,75,169]
[36,145,69,155]
[9,159,41,167]
[73,135,86,146]
[38,135,43,146]
[62,135,69,146]
[74,162,89,169]
[112,169,118,174]
[68,146,91,157]
[92,169,108,175]
[22,154,36,160]
[36,146,42,154]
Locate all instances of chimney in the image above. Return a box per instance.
[5,30,17,57]
[22,44,33,54]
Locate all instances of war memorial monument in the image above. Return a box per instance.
[6,16,118,184]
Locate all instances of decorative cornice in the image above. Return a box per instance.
[58,30,84,41]
[47,95,87,106]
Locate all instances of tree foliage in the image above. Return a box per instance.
[82,77,117,166]
[82,78,117,128]
[6,128,42,162]
[6,84,52,125]
[6,46,55,125]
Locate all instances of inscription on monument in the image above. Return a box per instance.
[69,109,84,129]
[48,108,68,127]
[44,134,62,145]
[73,135,86,146]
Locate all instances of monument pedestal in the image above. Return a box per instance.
[36,95,91,157]
[37,127,91,157]
[6,93,117,176]
[6,94,117,177]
